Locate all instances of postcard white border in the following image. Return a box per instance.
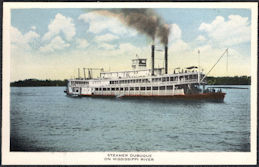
[2,2,258,165]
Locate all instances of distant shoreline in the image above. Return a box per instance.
[10,76,251,87]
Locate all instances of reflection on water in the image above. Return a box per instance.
[10,86,250,152]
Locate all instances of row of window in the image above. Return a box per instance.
[94,86,176,91]
[71,81,89,85]
[70,74,200,85]
[109,75,198,85]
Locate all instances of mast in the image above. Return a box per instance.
[226,49,228,75]
[198,49,200,84]
[88,69,92,79]
[200,48,229,82]
[83,68,86,79]
[78,68,80,79]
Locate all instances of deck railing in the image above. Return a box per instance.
[93,89,184,96]
[72,78,201,88]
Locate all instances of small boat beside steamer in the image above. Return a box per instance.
[65,45,226,102]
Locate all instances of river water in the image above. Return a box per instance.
[10,86,250,152]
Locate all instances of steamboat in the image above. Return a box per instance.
[65,45,226,102]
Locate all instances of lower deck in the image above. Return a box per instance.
[68,82,202,96]
[74,92,226,102]
[90,89,184,96]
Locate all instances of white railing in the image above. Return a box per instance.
[93,88,185,96]
[105,79,199,87]
[71,79,202,90]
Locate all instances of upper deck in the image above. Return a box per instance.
[100,68,163,79]
[69,67,206,88]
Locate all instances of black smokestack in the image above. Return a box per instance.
[165,45,168,74]
[92,9,170,45]
[152,45,155,76]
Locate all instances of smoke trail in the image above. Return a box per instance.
[92,9,170,45]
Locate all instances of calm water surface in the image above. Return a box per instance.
[11,86,250,151]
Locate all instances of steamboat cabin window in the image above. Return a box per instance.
[135,87,139,90]
[130,87,134,91]
[153,86,158,90]
[160,86,165,90]
[116,88,119,91]
[147,87,151,90]
[162,77,169,82]
[103,88,106,91]
[167,86,173,90]
[112,88,115,91]
[95,88,98,91]
[107,88,110,91]
[120,88,123,91]
[140,87,145,90]
[142,79,148,83]
[125,87,128,91]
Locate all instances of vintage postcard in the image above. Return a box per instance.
[2,2,258,165]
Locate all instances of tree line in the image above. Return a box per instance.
[10,79,68,87]
[10,76,251,87]
[206,76,251,85]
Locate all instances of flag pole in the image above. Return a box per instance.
[198,49,200,84]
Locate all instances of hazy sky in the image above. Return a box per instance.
[10,8,251,81]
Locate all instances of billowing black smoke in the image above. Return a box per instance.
[92,9,170,45]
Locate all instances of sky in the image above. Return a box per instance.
[10,8,252,81]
